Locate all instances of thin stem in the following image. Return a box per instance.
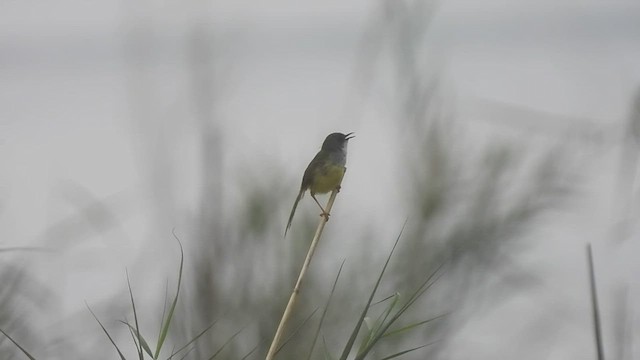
[265,175,345,360]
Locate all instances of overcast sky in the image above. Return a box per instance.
[1,1,640,359]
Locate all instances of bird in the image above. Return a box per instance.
[285,132,354,236]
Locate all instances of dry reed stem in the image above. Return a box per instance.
[265,175,345,360]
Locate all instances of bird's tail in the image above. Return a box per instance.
[285,189,304,237]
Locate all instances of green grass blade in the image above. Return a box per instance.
[382,313,449,338]
[276,308,318,354]
[355,262,445,360]
[125,324,142,356]
[86,302,127,360]
[307,260,345,360]
[357,293,399,354]
[168,320,219,359]
[338,220,407,360]
[377,293,400,327]
[0,328,37,360]
[154,230,185,359]
[371,293,400,307]
[126,270,144,360]
[378,341,440,360]
[156,279,169,343]
[120,320,154,357]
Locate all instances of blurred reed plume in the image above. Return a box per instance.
[148,1,574,358]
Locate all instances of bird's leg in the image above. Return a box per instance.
[311,194,330,221]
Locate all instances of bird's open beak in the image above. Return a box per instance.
[345,132,355,140]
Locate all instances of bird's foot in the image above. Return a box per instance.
[320,212,331,221]
[336,185,341,193]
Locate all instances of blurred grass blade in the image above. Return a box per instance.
[126,271,144,360]
[322,335,336,360]
[126,324,142,358]
[338,221,406,360]
[382,313,448,338]
[120,320,154,357]
[0,246,50,253]
[276,308,318,354]
[363,317,374,332]
[371,293,400,307]
[401,262,445,312]
[377,293,400,327]
[307,260,345,360]
[86,302,127,360]
[178,347,196,360]
[206,324,247,360]
[0,328,37,360]
[168,320,219,359]
[379,262,445,336]
[379,341,439,360]
[587,243,605,360]
[155,230,185,359]
[239,345,258,360]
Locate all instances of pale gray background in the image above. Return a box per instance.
[1,0,640,359]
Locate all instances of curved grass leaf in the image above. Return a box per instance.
[126,324,143,359]
[154,230,185,359]
[120,320,154,357]
[86,302,127,360]
[126,270,144,360]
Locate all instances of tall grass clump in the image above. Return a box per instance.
[86,232,250,360]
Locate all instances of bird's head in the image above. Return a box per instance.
[321,132,354,152]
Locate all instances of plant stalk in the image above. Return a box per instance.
[266,178,344,360]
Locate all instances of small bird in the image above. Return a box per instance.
[285,132,354,236]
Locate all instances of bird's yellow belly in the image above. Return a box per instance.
[310,165,345,194]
